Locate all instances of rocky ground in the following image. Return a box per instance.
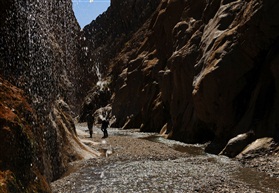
[236,140,279,179]
[51,124,279,193]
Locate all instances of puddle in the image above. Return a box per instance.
[233,167,279,193]
[172,144,204,155]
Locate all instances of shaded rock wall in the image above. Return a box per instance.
[78,0,161,116]
[85,0,279,153]
[0,0,95,191]
[0,0,81,111]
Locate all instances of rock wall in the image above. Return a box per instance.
[0,76,50,192]
[0,0,96,191]
[78,0,161,118]
[84,0,279,153]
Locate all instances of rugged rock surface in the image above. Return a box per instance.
[237,138,279,178]
[219,131,255,158]
[82,0,279,154]
[0,76,50,192]
[0,0,96,191]
[79,0,161,116]
[0,76,96,192]
[1,0,279,191]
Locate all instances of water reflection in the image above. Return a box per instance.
[141,135,205,156]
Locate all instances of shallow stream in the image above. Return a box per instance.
[51,125,279,193]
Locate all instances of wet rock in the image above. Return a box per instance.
[0,0,85,191]
[219,131,255,158]
[50,99,98,161]
[0,77,51,192]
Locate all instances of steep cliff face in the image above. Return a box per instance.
[78,0,161,119]
[85,0,279,153]
[81,0,160,73]
[0,0,81,111]
[0,0,95,191]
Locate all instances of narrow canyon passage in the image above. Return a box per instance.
[1,0,279,192]
[51,124,279,193]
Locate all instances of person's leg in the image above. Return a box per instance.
[101,128,108,138]
[104,127,108,138]
[88,123,93,138]
[89,129,93,138]
[101,126,105,138]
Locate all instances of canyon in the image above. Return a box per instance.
[0,0,278,192]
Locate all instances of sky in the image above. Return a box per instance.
[72,0,110,28]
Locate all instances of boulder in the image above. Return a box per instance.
[236,138,277,159]
[219,131,255,158]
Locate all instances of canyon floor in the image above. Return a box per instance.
[51,124,279,193]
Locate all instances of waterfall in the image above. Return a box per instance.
[93,62,108,91]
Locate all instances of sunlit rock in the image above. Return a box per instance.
[236,138,277,159]
[219,131,255,158]
[82,0,279,154]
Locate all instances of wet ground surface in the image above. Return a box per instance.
[51,124,279,193]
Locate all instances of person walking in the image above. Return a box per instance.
[101,117,109,138]
[86,113,94,138]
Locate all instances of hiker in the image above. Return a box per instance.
[101,116,109,138]
[86,113,94,138]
